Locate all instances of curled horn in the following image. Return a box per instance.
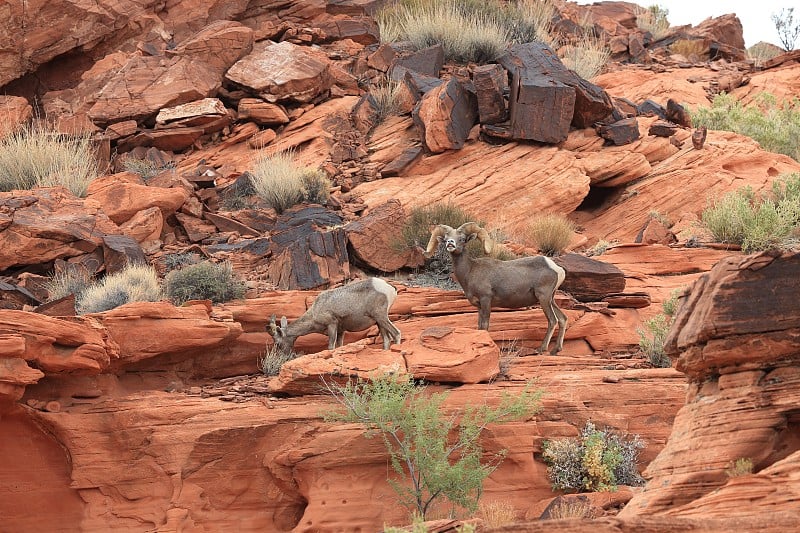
[457,222,493,255]
[424,225,452,258]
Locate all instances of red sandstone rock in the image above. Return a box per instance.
[87,172,190,225]
[345,199,424,272]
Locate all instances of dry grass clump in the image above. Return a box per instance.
[527,213,575,256]
[478,501,517,528]
[0,124,100,197]
[725,457,754,478]
[43,266,94,302]
[635,4,670,40]
[260,343,297,376]
[251,150,331,214]
[370,79,408,122]
[77,263,163,314]
[559,32,612,80]
[545,498,591,519]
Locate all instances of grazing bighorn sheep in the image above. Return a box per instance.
[425,222,568,354]
[266,277,402,355]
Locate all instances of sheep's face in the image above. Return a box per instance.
[267,315,296,355]
[443,229,471,255]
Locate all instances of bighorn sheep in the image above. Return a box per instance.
[266,277,402,355]
[425,222,568,354]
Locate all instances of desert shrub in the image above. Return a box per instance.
[77,263,162,314]
[260,343,296,376]
[121,155,176,181]
[669,39,706,60]
[637,289,680,368]
[691,92,800,161]
[636,4,670,40]
[397,201,483,251]
[560,32,611,80]
[251,151,331,213]
[162,252,199,273]
[771,7,800,51]
[746,42,782,67]
[0,124,100,197]
[164,260,246,306]
[527,213,575,256]
[324,374,543,519]
[586,239,618,257]
[725,457,754,478]
[542,421,645,493]
[701,174,800,252]
[43,267,94,301]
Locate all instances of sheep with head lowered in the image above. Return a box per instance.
[266,277,401,356]
[425,222,568,355]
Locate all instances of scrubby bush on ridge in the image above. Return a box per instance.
[77,264,163,314]
[164,260,246,306]
[251,150,331,214]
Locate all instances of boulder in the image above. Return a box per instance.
[101,235,147,274]
[225,40,333,103]
[472,63,508,125]
[86,172,190,225]
[0,96,32,139]
[597,117,641,146]
[236,98,290,126]
[389,43,444,81]
[345,199,424,272]
[0,188,120,271]
[553,253,626,303]
[412,77,477,153]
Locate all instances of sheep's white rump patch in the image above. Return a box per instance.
[370,278,397,308]
[543,257,566,288]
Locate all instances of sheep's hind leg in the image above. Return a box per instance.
[550,303,568,355]
[536,293,559,354]
[326,323,339,350]
[376,317,401,349]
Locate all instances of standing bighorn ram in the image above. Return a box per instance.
[266,277,402,355]
[425,222,568,354]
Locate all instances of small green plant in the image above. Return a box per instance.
[76,263,163,314]
[164,260,246,306]
[0,124,100,197]
[636,5,670,40]
[251,151,331,214]
[725,457,754,478]
[701,173,800,252]
[691,92,800,161]
[527,213,575,256]
[559,32,611,80]
[121,155,176,181]
[637,289,681,368]
[324,374,543,520]
[542,421,645,493]
[259,343,296,376]
[44,266,94,302]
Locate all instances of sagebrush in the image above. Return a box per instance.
[527,213,575,256]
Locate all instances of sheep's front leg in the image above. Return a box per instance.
[477,297,492,330]
[336,325,346,347]
[326,323,339,350]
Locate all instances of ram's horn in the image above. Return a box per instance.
[457,222,493,255]
[423,224,451,258]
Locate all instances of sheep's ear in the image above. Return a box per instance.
[281,316,289,330]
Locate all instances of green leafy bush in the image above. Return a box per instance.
[0,124,100,197]
[527,213,575,256]
[164,261,246,306]
[251,151,331,213]
[637,290,681,368]
[542,421,645,493]
[691,93,800,161]
[325,374,543,519]
[701,173,800,252]
[77,264,163,314]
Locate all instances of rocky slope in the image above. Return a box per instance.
[1,1,799,531]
